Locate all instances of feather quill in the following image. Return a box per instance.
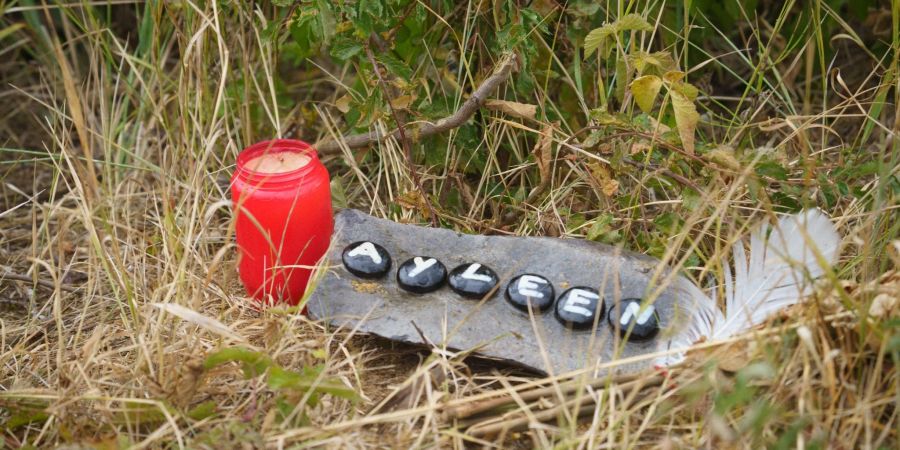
[658,209,841,366]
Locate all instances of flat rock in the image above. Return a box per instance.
[307,209,703,375]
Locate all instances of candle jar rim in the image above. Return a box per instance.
[234,139,321,188]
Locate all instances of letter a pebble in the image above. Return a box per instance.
[342,241,392,278]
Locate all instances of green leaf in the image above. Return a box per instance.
[630,75,663,113]
[114,401,176,425]
[268,366,359,401]
[330,36,364,61]
[670,89,699,155]
[330,178,348,209]
[359,0,384,17]
[628,51,677,76]
[669,80,699,101]
[186,401,218,421]
[588,108,630,127]
[653,212,680,233]
[615,13,653,32]
[587,214,614,242]
[6,409,49,430]
[289,8,322,60]
[314,0,336,45]
[583,23,615,58]
[584,13,651,59]
[662,70,686,84]
[377,53,413,81]
[755,161,789,181]
[353,0,384,34]
[203,347,273,378]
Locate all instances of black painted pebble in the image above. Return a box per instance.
[342,241,392,278]
[555,287,605,329]
[397,256,447,293]
[608,298,659,341]
[448,263,499,299]
[505,274,555,312]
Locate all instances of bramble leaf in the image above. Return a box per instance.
[614,13,653,32]
[484,99,538,121]
[630,75,663,113]
[330,36,364,61]
[670,89,699,155]
[584,14,651,59]
[663,70,686,84]
[584,24,616,58]
[377,53,413,81]
[628,51,677,76]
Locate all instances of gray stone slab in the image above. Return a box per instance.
[307,209,704,375]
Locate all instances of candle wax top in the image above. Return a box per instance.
[246,151,311,174]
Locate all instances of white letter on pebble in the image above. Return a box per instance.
[619,302,654,326]
[562,289,598,317]
[517,275,547,298]
[347,242,382,264]
[460,263,492,282]
[407,257,437,277]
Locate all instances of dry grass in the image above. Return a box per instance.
[1,1,898,448]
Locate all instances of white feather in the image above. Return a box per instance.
[655,276,723,366]
[656,209,841,366]
[712,208,841,340]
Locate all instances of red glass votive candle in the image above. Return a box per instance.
[231,139,333,306]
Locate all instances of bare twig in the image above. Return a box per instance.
[442,371,659,421]
[463,372,665,438]
[364,44,439,226]
[315,53,519,154]
[1,271,78,293]
[368,363,448,415]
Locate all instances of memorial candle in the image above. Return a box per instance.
[231,139,332,305]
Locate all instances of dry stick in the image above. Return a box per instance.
[464,373,666,438]
[315,53,519,154]
[2,272,78,293]
[442,371,653,421]
[465,399,596,438]
[364,44,439,226]
[437,360,657,414]
[464,374,665,430]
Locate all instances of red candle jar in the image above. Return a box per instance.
[231,139,333,306]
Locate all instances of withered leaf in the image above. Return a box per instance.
[485,99,538,121]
